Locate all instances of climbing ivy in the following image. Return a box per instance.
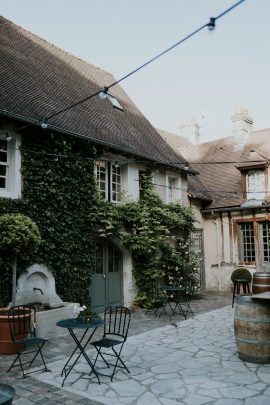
[0,130,98,306]
[0,131,197,309]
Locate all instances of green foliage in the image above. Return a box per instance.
[0,213,41,254]
[231,267,252,283]
[0,135,197,310]
[119,171,197,307]
[19,132,98,303]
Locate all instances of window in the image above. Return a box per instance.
[96,161,121,203]
[238,221,270,265]
[168,178,175,203]
[96,161,108,200]
[246,170,264,200]
[111,163,121,203]
[238,222,255,263]
[0,139,8,189]
[261,222,270,263]
[0,132,21,199]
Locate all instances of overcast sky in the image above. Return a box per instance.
[1,0,269,143]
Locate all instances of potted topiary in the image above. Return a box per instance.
[231,267,252,284]
[0,213,41,354]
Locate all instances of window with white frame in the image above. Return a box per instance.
[168,177,175,203]
[246,170,264,200]
[96,161,108,200]
[96,160,121,203]
[0,132,21,199]
[0,139,8,189]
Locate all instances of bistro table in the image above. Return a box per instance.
[56,318,104,386]
[158,286,188,320]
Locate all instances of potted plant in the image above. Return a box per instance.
[0,213,41,354]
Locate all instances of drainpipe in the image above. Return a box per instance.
[214,219,222,291]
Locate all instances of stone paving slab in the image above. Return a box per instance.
[30,306,270,404]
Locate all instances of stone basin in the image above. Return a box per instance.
[35,302,78,339]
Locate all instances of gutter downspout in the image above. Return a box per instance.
[214,219,222,291]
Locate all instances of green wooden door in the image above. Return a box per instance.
[91,242,123,313]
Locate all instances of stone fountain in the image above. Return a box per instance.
[16,264,78,338]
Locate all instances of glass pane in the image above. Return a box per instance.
[0,166,6,176]
[0,151,7,162]
[108,256,114,272]
[0,177,5,188]
[95,259,103,274]
[114,257,120,272]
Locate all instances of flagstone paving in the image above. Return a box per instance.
[1,291,270,404]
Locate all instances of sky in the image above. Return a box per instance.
[1,0,270,143]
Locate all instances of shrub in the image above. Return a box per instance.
[231,267,252,283]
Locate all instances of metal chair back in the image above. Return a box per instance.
[8,305,36,343]
[104,306,130,341]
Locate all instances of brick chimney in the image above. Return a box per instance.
[231,108,253,151]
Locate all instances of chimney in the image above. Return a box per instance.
[179,118,200,145]
[231,108,253,150]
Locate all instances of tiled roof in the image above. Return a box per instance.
[185,129,270,209]
[160,127,270,209]
[0,17,189,170]
[157,129,212,202]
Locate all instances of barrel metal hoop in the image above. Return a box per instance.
[234,315,270,323]
[236,336,270,345]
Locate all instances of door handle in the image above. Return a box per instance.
[103,274,106,279]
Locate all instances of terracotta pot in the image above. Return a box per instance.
[0,308,31,355]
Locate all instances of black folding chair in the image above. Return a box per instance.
[145,280,166,316]
[90,306,131,381]
[7,305,49,378]
[178,283,195,318]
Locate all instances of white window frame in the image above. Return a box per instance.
[0,131,21,199]
[110,163,121,203]
[96,160,121,203]
[168,177,175,203]
[246,170,264,200]
[0,138,9,190]
[166,172,181,204]
[96,160,108,200]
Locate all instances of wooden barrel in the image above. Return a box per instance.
[252,272,270,294]
[234,295,270,363]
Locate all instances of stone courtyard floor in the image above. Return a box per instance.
[1,291,270,404]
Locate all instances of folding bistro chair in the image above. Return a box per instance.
[178,283,195,318]
[145,280,166,316]
[91,306,131,381]
[7,305,49,378]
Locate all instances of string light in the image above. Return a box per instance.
[43,0,246,123]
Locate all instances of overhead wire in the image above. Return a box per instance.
[43,0,246,123]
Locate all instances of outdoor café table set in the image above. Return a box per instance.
[4,304,130,386]
[153,285,194,320]
[56,317,104,386]
[56,305,130,386]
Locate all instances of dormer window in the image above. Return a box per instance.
[246,170,264,200]
[236,162,267,202]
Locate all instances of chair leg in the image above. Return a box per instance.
[110,346,129,381]
[232,282,237,307]
[7,344,48,377]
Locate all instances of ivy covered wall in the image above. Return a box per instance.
[0,126,198,309]
[0,128,98,305]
